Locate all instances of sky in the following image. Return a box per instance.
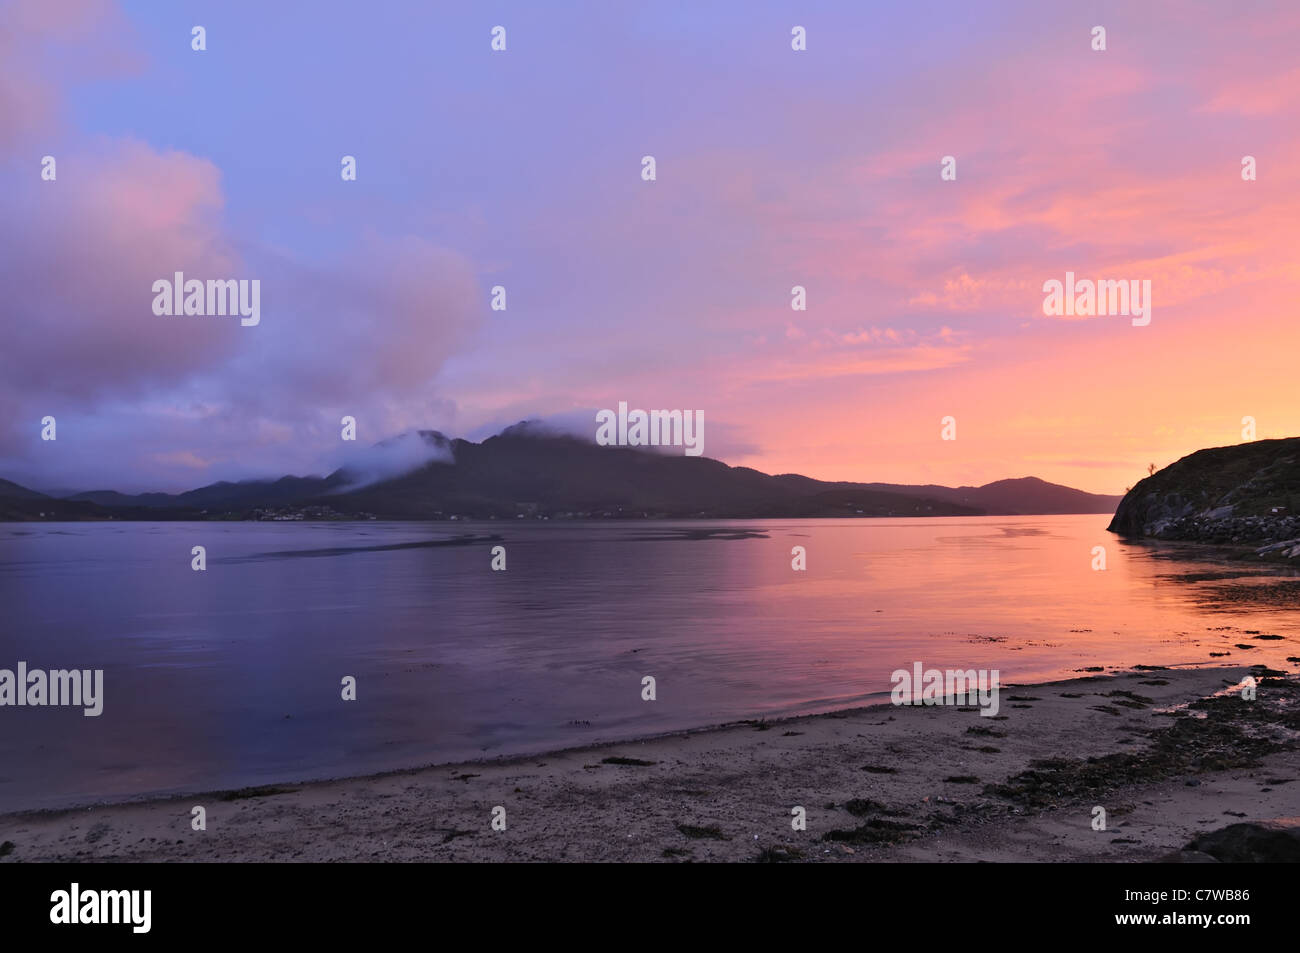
[2,0,1298,495]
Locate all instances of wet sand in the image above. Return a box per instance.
[2,664,1296,862]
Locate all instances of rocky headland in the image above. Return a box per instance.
[1108,437,1300,559]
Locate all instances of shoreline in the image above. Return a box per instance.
[3,663,1296,862]
[0,655,1276,817]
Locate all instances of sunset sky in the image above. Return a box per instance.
[2,0,1298,495]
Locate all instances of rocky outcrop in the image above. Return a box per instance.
[1159,819,1300,863]
[1108,438,1300,554]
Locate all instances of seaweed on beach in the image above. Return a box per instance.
[1198,579,1300,609]
[754,845,804,863]
[676,824,728,840]
[984,674,1300,809]
[844,798,908,818]
[1102,690,1153,708]
[1159,570,1263,583]
[821,817,922,845]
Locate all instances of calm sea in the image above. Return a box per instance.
[1,515,1296,811]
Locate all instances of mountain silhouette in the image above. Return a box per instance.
[1,425,1121,520]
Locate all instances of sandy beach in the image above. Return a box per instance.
[2,663,1296,863]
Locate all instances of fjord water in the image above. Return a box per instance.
[1,516,1297,812]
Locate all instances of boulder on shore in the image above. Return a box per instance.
[1157,819,1300,863]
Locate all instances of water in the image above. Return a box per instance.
[1,515,1296,812]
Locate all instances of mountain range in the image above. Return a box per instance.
[0,424,1122,521]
